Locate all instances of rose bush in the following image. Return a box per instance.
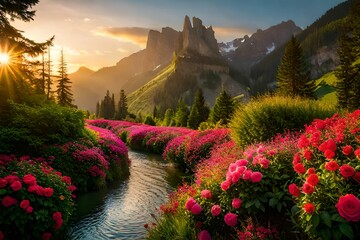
[0,157,74,239]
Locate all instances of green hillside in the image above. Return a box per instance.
[315,71,337,104]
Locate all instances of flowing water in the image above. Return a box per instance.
[66,150,183,240]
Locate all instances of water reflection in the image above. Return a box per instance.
[66,151,183,240]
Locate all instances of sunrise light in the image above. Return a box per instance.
[0,53,9,65]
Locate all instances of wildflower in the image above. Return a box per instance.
[191,204,203,215]
[325,161,339,171]
[211,204,221,216]
[232,198,242,209]
[303,203,315,214]
[288,183,300,197]
[339,164,355,178]
[336,194,360,222]
[201,190,212,199]
[224,212,237,227]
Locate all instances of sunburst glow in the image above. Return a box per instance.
[0,53,9,65]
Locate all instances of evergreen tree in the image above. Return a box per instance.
[96,101,100,118]
[174,98,189,127]
[210,89,235,125]
[153,106,158,119]
[56,49,74,107]
[117,89,128,120]
[163,108,174,126]
[45,46,53,100]
[144,115,156,126]
[111,93,115,118]
[188,88,210,129]
[276,36,315,99]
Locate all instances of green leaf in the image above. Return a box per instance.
[332,227,343,240]
[269,198,277,207]
[332,213,347,223]
[339,223,354,239]
[319,228,332,240]
[291,205,299,215]
[245,201,254,208]
[255,199,261,209]
[320,211,332,228]
[0,189,7,195]
[311,214,320,229]
[276,202,282,213]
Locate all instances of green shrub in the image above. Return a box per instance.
[0,159,74,239]
[230,95,337,148]
[0,101,85,154]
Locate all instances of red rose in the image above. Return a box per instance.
[61,176,72,185]
[339,164,355,178]
[43,187,54,198]
[52,211,62,221]
[303,149,312,160]
[0,231,4,240]
[4,175,19,184]
[297,135,310,149]
[54,219,63,230]
[336,194,360,222]
[0,179,7,188]
[185,197,196,211]
[319,139,336,152]
[221,180,231,191]
[352,172,360,184]
[250,172,262,183]
[307,168,316,175]
[36,186,44,196]
[288,183,300,197]
[302,182,314,194]
[306,174,319,187]
[200,189,212,199]
[26,206,33,214]
[2,196,17,207]
[355,148,360,158]
[303,203,315,214]
[23,174,37,186]
[224,212,237,227]
[20,199,30,209]
[324,149,335,159]
[294,163,306,174]
[42,232,52,240]
[293,153,301,165]
[342,145,353,156]
[10,181,22,191]
[325,161,339,171]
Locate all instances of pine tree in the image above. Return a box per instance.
[276,36,315,99]
[46,45,53,100]
[174,98,189,127]
[153,106,158,119]
[96,102,100,118]
[111,93,115,118]
[210,89,235,125]
[187,105,200,129]
[163,108,174,126]
[193,88,210,123]
[56,49,74,107]
[118,89,128,120]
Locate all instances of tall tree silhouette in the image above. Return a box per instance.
[276,36,315,99]
[56,49,74,107]
[210,89,235,125]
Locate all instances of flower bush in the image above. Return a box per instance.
[0,157,74,239]
[289,110,360,239]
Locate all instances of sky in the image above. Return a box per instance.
[13,0,345,73]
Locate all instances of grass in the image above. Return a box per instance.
[315,71,337,104]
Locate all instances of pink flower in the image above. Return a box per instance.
[221,181,231,191]
[10,181,22,191]
[251,172,262,183]
[0,179,7,188]
[339,164,355,178]
[54,218,63,230]
[211,204,221,216]
[61,176,72,185]
[342,145,353,156]
[20,199,30,209]
[303,203,315,214]
[198,230,211,240]
[23,174,37,186]
[52,211,62,221]
[2,196,17,207]
[26,206,33,214]
[224,212,237,227]
[336,194,360,222]
[243,170,252,180]
[235,159,248,167]
[43,188,54,198]
[260,159,270,169]
[325,161,339,171]
[231,171,241,183]
[288,183,300,197]
[191,203,203,215]
[42,232,52,240]
[232,198,242,209]
[201,190,212,199]
[185,197,196,211]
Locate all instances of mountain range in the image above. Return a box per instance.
[70,0,353,114]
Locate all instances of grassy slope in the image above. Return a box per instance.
[127,62,176,116]
[315,71,337,104]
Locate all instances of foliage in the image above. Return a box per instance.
[276,36,316,99]
[56,49,74,107]
[116,89,128,120]
[230,95,337,148]
[98,90,115,119]
[210,89,236,125]
[144,116,156,126]
[0,158,74,239]
[0,101,85,154]
[289,111,360,239]
[163,108,175,126]
[188,89,210,129]
[174,98,189,127]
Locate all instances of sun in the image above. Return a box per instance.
[0,53,9,65]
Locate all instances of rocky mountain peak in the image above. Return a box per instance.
[179,15,221,58]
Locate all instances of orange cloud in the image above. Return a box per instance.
[213,26,254,42]
[94,27,150,48]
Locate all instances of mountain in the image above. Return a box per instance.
[128,16,248,116]
[248,0,353,94]
[220,20,302,72]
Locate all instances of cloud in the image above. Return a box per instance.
[93,27,150,48]
[213,26,255,42]
[83,18,91,22]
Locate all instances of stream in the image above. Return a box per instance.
[66,150,183,239]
